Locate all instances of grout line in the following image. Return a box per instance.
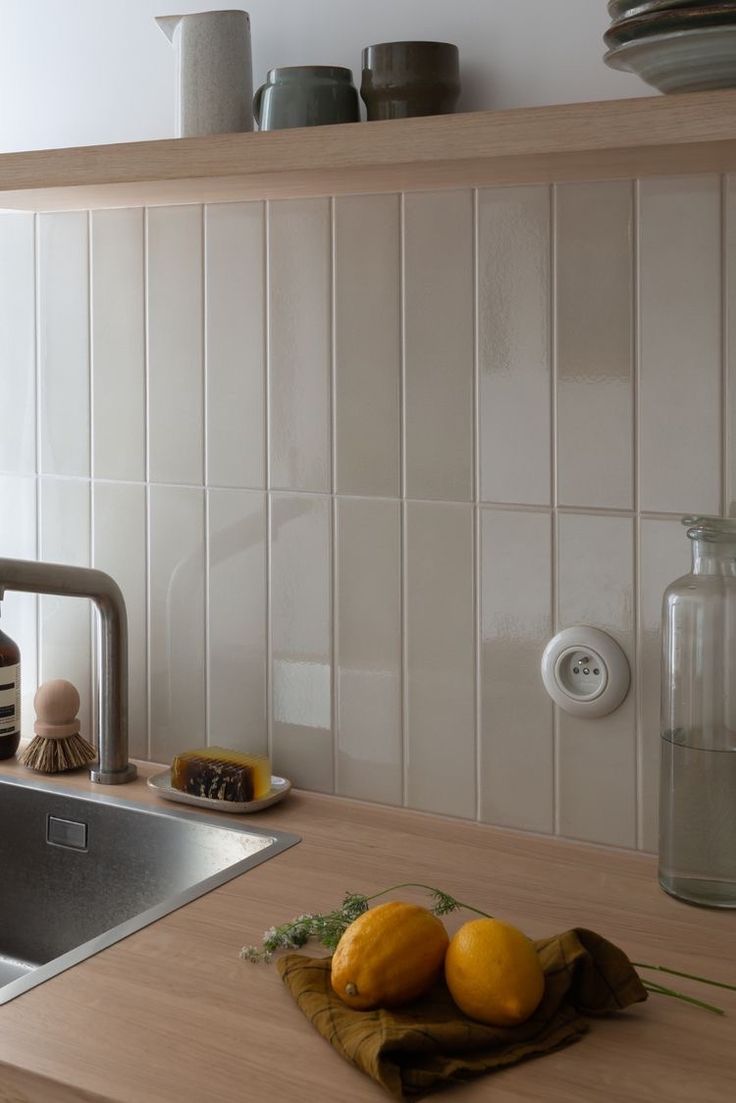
[87,210,97,745]
[143,206,152,761]
[202,205,211,746]
[33,212,42,696]
[472,187,482,824]
[264,200,273,763]
[330,196,338,794]
[633,178,643,851]
[399,192,408,808]
[550,183,560,837]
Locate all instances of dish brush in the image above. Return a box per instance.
[19,678,97,773]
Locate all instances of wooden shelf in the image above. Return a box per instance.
[3,89,736,211]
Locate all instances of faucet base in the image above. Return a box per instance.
[89,763,138,785]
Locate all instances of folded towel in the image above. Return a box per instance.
[278,927,647,1100]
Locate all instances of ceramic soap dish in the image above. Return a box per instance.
[147,769,292,814]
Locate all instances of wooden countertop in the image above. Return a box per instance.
[0,761,733,1103]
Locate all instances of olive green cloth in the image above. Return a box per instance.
[277,927,647,1100]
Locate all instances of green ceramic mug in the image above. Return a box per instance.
[253,66,360,130]
[361,41,460,120]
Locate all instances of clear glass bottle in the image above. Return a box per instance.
[659,516,736,908]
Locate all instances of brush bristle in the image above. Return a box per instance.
[19,734,97,773]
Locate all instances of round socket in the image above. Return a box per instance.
[541,627,630,718]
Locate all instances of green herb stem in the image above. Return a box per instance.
[365,882,493,919]
[634,962,736,993]
[643,980,725,1016]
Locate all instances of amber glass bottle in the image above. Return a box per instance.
[0,614,21,760]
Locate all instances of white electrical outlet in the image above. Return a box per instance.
[540,626,630,718]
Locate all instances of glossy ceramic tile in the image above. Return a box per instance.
[404,191,474,501]
[93,481,148,760]
[726,176,736,516]
[478,186,551,506]
[0,214,35,475]
[91,209,145,482]
[38,213,90,478]
[205,203,265,489]
[147,205,204,486]
[207,488,267,754]
[639,176,721,515]
[0,475,37,736]
[556,182,634,510]
[148,484,206,762]
[334,195,401,497]
[557,513,636,848]
[480,509,554,833]
[638,517,689,852]
[268,199,331,493]
[270,493,333,790]
[404,501,475,817]
[39,478,93,741]
[336,497,401,804]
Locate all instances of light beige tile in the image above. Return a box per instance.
[557,513,636,848]
[404,191,474,501]
[557,182,633,509]
[480,509,554,832]
[268,199,331,493]
[208,488,267,753]
[0,214,35,475]
[405,501,475,816]
[91,209,145,482]
[93,481,148,760]
[270,493,333,790]
[205,203,265,489]
[638,517,690,852]
[478,186,551,505]
[335,194,400,497]
[0,475,37,736]
[336,498,401,804]
[147,205,204,486]
[38,213,89,477]
[726,176,736,516]
[639,176,721,515]
[39,478,93,741]
[149,484,206,761]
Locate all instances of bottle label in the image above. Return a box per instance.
[0,664,20,736]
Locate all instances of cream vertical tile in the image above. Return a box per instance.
[557,182,633,509]
[149,484,205,761]
[38,212,90,477]
[557,513,636,848]
[336,498,401,804]
[405,501,475,816]
[639,176,721,515]
[478,186,551,505]
[93,482,148,760]
[205,203,265,489]
[208,488,267,753]
[404,191,474,501]
[39,478,93,740]
[147,205,204,486]
[639,518,690,852]
[268,199,331,493]
[0,214,35,475]
[91,209,145,482]
[334,195,400,497]
[0,475,37,736]
[727,176,736,516]
[480,509,554,833]
[270,493,332,790]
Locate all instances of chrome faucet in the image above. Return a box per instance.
[0,557,137,784]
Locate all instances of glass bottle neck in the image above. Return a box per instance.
[691,538,736,576]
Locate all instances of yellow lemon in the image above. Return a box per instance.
[444,918,545,1026]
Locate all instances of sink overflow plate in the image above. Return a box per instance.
[47,814,88,851]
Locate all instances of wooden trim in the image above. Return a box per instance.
[2,90,736,210]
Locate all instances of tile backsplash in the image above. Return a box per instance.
[1,175,731,852]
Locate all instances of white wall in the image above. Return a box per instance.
[0,0,647,152]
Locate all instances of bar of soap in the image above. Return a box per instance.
[170,746,271,802]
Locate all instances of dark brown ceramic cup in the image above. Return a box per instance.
[361,41,460,120]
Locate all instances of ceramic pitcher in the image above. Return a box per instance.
[156,10,253,137]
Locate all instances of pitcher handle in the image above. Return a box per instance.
[253,84,266,128]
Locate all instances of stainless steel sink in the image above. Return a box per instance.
[0,773,299,1004]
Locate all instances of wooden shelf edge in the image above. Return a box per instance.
[2,89,736,211]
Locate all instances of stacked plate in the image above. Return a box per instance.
[604,1,736,92]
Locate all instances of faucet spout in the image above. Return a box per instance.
[0,557,137,784]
